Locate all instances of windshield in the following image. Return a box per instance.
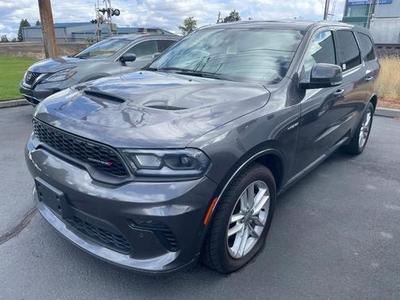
[74,38,131,59]
[149,28,303,84]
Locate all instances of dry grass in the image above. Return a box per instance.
[377,57,400,109]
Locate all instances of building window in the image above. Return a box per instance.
[346,5,369,17]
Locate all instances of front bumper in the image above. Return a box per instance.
[20,81,58,105]
[26,136,217,273]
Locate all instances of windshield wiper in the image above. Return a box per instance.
[147,65,231,81]
[174,70,231,81]
[156,67,193,72]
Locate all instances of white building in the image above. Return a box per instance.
[22,23,164,43]
[342,0,400,44]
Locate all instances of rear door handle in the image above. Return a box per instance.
[365,76,374,82]
[333,89,345,98]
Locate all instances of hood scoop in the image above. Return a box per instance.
[143,100,187,111]
[84,90,125,103]
[74,85,86,91]
[145,104,187,111]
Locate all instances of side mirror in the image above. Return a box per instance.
[152,52,161,59]
[299,63,342,90]
[119,53,136,65]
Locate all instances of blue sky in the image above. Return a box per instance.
[0,0,346,38]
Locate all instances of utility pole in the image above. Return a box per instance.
[217,12,222,23]
[38,0,58,58]
[323,0,330,20]
[95,0,120,37]
[328,0,337,20]
[367,0,377,28]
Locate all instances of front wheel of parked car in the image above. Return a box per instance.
[202,163,276,273]
[343,102,375,155]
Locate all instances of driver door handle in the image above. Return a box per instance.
[333,89,345,98]
[365,76,374,82]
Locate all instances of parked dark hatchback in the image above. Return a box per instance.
[25,20,380,274]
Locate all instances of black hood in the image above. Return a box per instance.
[34,71,270,148]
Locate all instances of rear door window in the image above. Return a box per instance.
[336,30,361,71]
[126,40,158,59]
[356,32,376,61]
[157,40,175,53]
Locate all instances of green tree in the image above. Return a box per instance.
[178,17,197,36]
[17,19,31,42]
[35,20,41,26]
[1,35,9,43]
[223,10,241,23]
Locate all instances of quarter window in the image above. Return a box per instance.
[356,32,375,61]
[303,31,336,80]
[336,30,361,71]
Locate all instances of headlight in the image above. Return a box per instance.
[43,68,76,82]
[123,149,211,178]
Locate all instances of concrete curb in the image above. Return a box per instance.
[1,98,399,118]
[375,107,400,118]
[0,99,30,109]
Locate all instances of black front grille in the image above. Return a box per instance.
[25,71,41,85]
[33,119,129,177]
[66,216,131,254]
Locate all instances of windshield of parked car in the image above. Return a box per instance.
[74,38,131,59]
[148,27,303,84]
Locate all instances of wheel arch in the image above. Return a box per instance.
[199,145,285,262]
[349,94,378,139]
[253,153,284,192]
[202,145,286,232]
[369,94,378,110]
[215,147,285,199]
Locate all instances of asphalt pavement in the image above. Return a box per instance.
[0,105,35,238]
[0,105,399,299]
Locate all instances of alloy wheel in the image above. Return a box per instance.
[359,108,372,148]
[226,180,270,259]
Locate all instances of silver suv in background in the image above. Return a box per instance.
[20,33,179,105]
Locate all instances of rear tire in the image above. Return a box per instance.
[342,102,374,155]
[202,163,276,273]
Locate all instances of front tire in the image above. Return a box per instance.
[342,102,374,155]
[202,163,276,273]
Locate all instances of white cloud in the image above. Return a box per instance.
[0,0,346,38]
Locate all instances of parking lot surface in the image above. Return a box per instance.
[1,105,399,299]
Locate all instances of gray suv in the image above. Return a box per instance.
[25,20,380,274]
[20,33,179,105]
